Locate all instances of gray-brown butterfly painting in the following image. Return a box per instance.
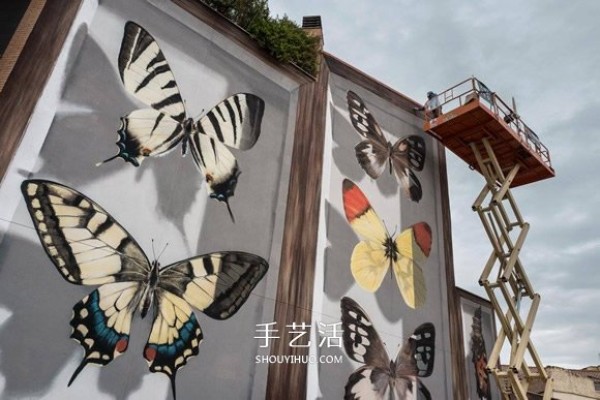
[347,91,426,202]
[341,297,435,399]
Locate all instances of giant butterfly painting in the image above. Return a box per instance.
[21,179,269,399]
[342,179,432,308]
[100,21,265,221]
[341,297,435,399]
[346,91,426,202]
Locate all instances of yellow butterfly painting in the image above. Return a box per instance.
[342,179,432,308]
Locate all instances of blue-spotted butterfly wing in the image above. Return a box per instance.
[144,290,203,400]
[21,180,151,384]
[68,282,141,385]
[347,91,390,179]
[22,180,270,397]
[109,108,185,167]
[391,135,426,202]
[143,251,268,396]
[190,93,265,220]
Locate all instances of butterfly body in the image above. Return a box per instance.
[342,179,432,308]
[341,297,435,400]
[102,21,265,221]
[21,179,268,399]
[347,91,426,202]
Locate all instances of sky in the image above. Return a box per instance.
[267,0,600,369]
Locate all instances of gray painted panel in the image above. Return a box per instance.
[309,73,454,398]
[0,0,299,398]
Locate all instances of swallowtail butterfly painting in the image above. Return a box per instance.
[471,307,492,400]
[21,179,269,399]
[99,21,265,222]
[342,179,432,308]
[346,91,426,202]
[341,297,435,400]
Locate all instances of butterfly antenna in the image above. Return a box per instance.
[68,359,89,387]
[157,242,169,261]
[95,154,119,167]
[151,238,157,261]
[225,199,236,223]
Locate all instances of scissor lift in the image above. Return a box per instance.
[424,78,555,399]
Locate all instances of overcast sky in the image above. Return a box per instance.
[268,0,600,369]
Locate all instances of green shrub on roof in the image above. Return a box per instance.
[203,0,319,75]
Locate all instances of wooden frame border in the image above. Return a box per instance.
[265,58,329,400]
[0,0,83,182]
[324,52,422,111]
[456,287,499,400]
[0,0,47,91]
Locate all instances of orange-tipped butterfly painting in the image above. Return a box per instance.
[342,179,432,308]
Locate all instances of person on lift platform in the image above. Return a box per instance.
[415,91,442,119]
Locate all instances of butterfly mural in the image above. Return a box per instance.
[471,307,492,399]
[346,91,426,202]
[342,179,432,308]
[341,297,435,400]
[21,179,269,399]
[99,21,265,222]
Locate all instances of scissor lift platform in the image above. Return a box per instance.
[424,78,555,187]
[422,78,555,400]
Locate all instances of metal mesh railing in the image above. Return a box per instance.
[429,77,552,169]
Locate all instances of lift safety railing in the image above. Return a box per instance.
[431,77,552,170]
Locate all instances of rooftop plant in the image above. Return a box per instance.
[203,0,319,75]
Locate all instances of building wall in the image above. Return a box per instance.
[307,64,457,398]
[548,368,600,400]
[0,0,305,399]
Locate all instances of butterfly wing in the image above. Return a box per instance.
[21,180,152,285]
[341,297,390,368]
[21,180,152,384]
[347,91,390,179]
[157,251,268,320]
[68,282,141,385]
[392,323,435,399]
[190,94,265,211]
[345,366,392,400]
[144,290,203,400]
[342,179,391,292]
[341,297,392,399]
[118,21,185,122]
[107,108,185,166]
[195,93,265,151]
[146,252,267,397]
[392,223,432,308]
[391,136,426,202]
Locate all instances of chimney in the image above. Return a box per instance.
[302,15,324,52]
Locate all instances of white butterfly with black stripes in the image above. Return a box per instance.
[21,179,269,400]
[99,21,265,221]
[341,297,435,400]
